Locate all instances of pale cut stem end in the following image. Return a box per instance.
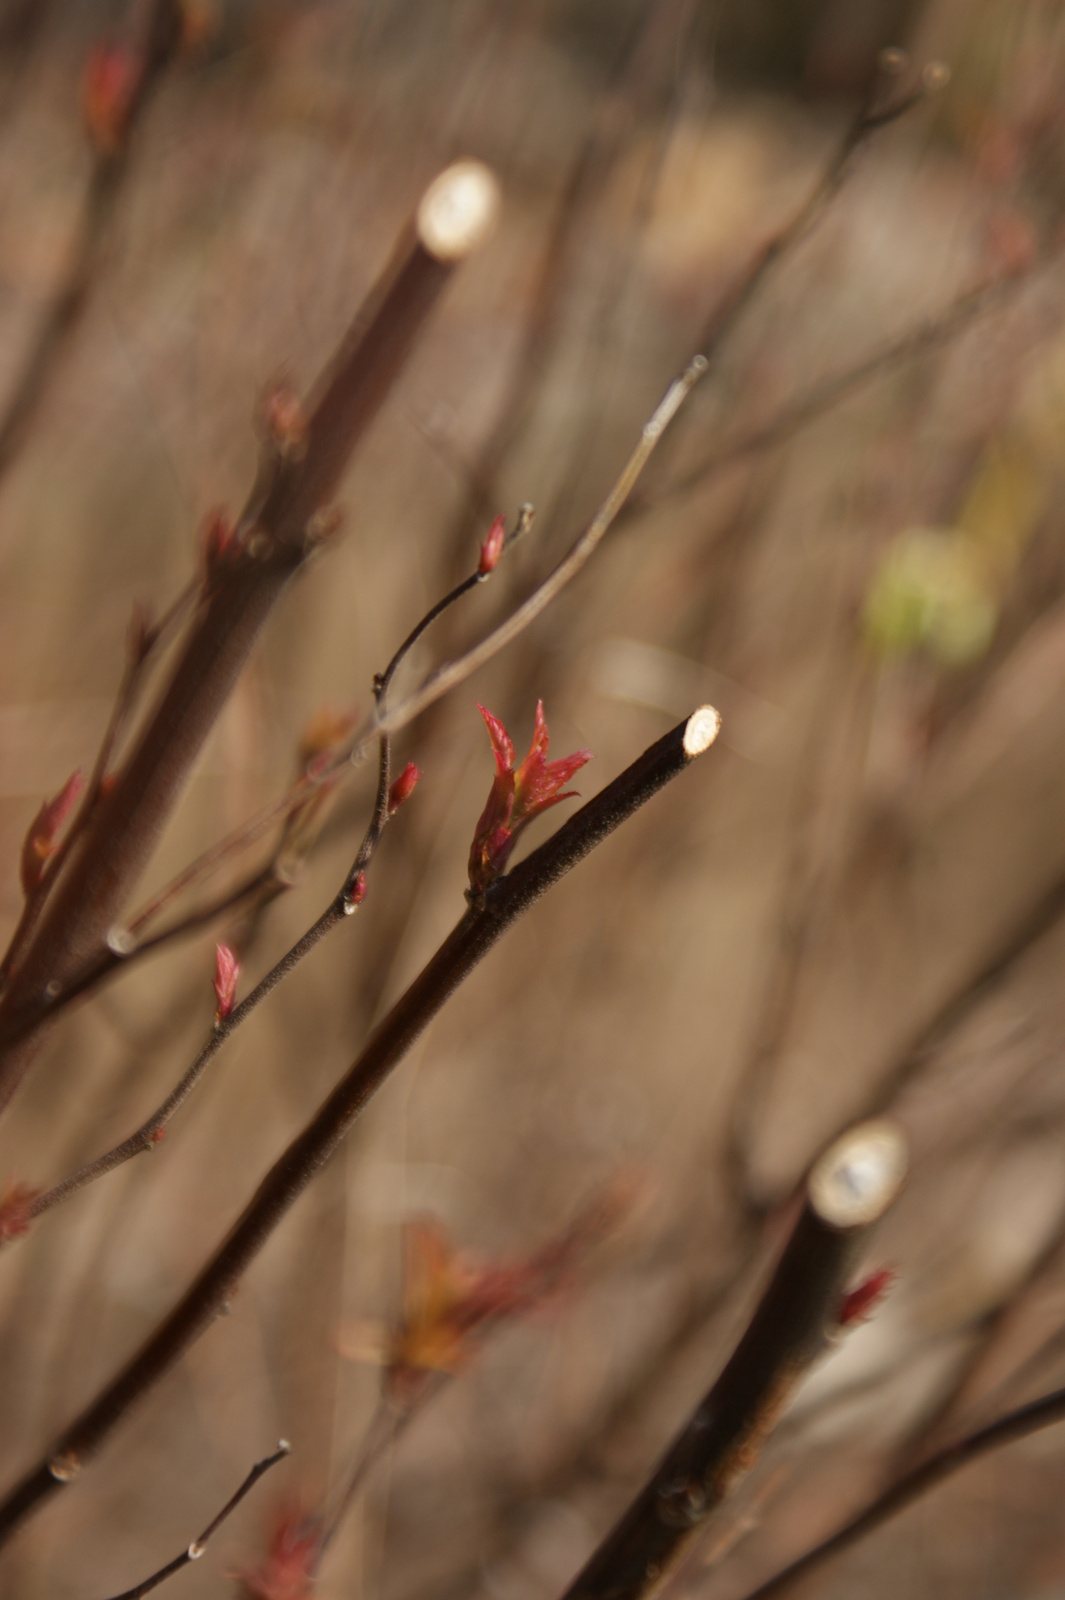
[416,160,500,261]
[683,705,722,758]
[809,1119,908,1229]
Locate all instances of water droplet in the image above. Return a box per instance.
[277,1438,291,1453]
[49,1450,81,1482]
[44,980,61,1000]
[106,926,134,956]
[187,1542,204,1560]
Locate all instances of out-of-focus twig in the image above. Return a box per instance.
[556,1122,906,1600]
[734,1382,1065,1600]
[0,0,185,484]
[693,52,942,370]
[98,1440,290,1600]
[654,270,1030,509]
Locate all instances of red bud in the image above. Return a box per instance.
[0,1179,39,1243]
[82,44,141,153]
[19,770,85,896]
[388,763,422,814]
[213,943,239,1023]
[478,514,506,576]
[838,1267,896,1328]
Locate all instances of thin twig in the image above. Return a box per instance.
[734,1384,1065,1600]
[0,706,721,1544]
[656,271,1027,508]
[317,1398,422,1563]
[557,1122,907,1600]
[693,62,935,370]
[98,1440,290,1600]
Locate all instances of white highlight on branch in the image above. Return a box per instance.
[683,705,722,758]
[417,161,500,261]
[809,1119,907,1229]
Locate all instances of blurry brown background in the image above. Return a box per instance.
[2,0,1065,1595]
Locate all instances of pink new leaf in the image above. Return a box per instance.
[478,514,506,576]
[19,770,85,896]
[213,943,240,1023]
[468,701,591,895]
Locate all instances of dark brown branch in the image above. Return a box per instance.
[98,1440,290,1600]
[0,160,500,1109]
[735,1383,1065,1600]
[555,1121,906,1600]
[0,706,720,1545]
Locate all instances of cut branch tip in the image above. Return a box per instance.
[416,160,500,262]
[809,1120,907,1230]
[682,705,721,758]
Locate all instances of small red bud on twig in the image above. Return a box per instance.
[260,379,309,461]
[213,943,240,1024]
[343,872,367,915]
[478,514,506,576]
[19,770,85,897]
[81,43,142,153]
[0,1179,40,1243]
[388,762,421,814]
[837,1266,896,1328]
